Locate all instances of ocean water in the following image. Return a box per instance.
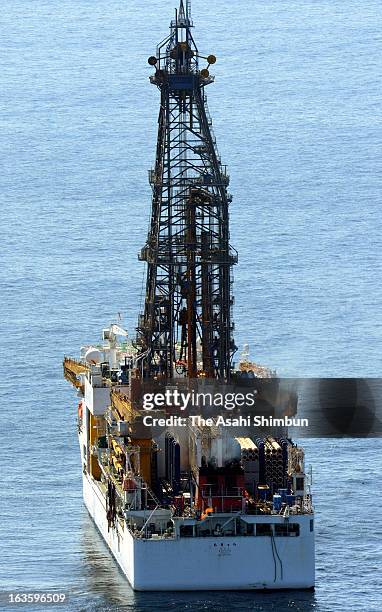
[1,0,381,610]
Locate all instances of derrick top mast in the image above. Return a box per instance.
[137,1,237,380]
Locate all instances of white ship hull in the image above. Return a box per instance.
[83,474,315,591]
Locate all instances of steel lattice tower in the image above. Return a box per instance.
[136,1,237,380]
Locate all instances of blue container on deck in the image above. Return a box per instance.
[278,488,288,502]
[286,494,296,506]
[273,494,282,512]
[258,485,269,501]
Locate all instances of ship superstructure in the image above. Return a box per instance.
[64,1,314,591]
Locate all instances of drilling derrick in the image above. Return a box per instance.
[137,1,237,380]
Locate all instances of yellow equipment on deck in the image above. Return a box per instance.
[63,357,89,393]
[111,389,141,423]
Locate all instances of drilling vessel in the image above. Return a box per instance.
[64,1,315,591]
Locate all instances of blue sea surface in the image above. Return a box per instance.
[0,1,381,610]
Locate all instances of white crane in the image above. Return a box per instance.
[102,323,128,370]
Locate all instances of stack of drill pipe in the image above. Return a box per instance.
[235,437,259,492]
[235,437,258,463]
[264,437,284,490]
[279,438,289,487]
[254,437,265,484]
[235,437,257,452]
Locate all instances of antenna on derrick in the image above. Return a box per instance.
[186,0,192,21]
